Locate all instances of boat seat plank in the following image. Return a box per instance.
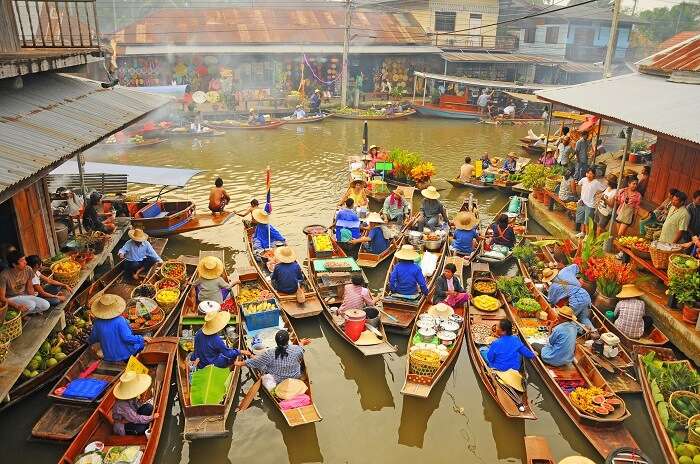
[400,381,431,398]
[183,416,227,439]
[32,403,94,441]
[283,404,322,427]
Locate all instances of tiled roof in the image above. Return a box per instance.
[638,33,700,75]
[441,51,562,64]
[657,31,700,52]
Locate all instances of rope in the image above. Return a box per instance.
[303,54,343,85]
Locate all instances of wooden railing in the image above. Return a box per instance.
[12,0,99,48]
[434,34,518,51]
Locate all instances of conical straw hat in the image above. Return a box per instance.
[113,371,152,400]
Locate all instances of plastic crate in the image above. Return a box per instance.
[62,378,110,400]
[242,299,280,331]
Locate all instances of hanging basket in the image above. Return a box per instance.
[667,254,700,282]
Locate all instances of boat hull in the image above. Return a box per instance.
[330,109,415,120]
[414,104,482,120]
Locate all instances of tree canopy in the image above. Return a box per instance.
[638,2,700,43]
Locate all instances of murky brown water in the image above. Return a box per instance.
[0,118,662,463]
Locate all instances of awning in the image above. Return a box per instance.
[441,51,562,64]
[536,73,700,146]
[503,91,543,103]
[413,71,556,90]
[0,73,171,203]
[125,44,442,56]
[51,161,202,187]
[130,85,188,98]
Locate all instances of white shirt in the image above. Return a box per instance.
[597,187,618,216]
[503,105,515,115]
[578,178,606,208]
[293,109,306,119]
[477,94,489,107]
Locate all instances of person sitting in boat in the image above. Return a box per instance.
[531,306,578,367]
[309,89,321,115]
[195,255,238,304]
[271,246,304,296]
[335,199,362,258]
[354,212,390,255]
[26,254,71,306]
[367,145,388,171]
[418,186,447,231]
[388,245,429,300]
[451,211,479,256]
[613,284,652,339]
[382,189,409,224]
[88,294,148,363]
[547,263,595,332]
[340,274,376,313]
[502,153,518,174]
[83,191,116,234]
[252,209,286,250]
[292,105,306,119]
[481,154,492,170]
[235,198,260,227]
[385,102,398,115]
[479,319,534,371]
[539,148,556,167]
[502,102,516,119]
[208,177,230,214]
[432,262,468,308]
[118,229,163,281]
[489,214,516,250]
[235,330,311,390]
[112,371,159,436]
[459,157,475,182]
[339,179,368,208]
[248,108,265,125]
[194,308,248,368]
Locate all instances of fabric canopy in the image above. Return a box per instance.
[50,161,202,187]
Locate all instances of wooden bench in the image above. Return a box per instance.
[614,240,669,285]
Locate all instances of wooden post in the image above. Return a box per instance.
[412,74,416,104]
[422,75,427,106]
[591,117,603,165]
[543,103,553,155]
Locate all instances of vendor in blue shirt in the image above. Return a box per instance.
[547,263,596,332]
[354,212,390,255]
[118,228,163,280]
[335,198,362,258]
[451,211,479,255]
[502,152,518,174]
[252,208,286,250]
[194,309,250,369]
[531,306,578,367]
[88,294,147,362]
[480,319,534,371]
[271,246,304,294]
[388,245,429,299]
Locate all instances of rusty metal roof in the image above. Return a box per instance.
[111,7,428,46]
[441,51,562,64]
[0,73,170,201]
[638,33,700,75]
[657,31,700,52]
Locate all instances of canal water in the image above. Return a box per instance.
[0,118,662,463]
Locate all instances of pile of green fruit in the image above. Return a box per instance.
[5,309,19,321]
[671,255,699,270]
[673,395,700,419]
[20,311,91,380]
[675,443,700,464]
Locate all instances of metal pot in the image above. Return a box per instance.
[423,239,443,251]
[439,320,460,333]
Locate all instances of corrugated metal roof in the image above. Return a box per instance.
[535,73,700,146]
[657,31,700,52]
[124,44,441,56]
[638,33,700,75]
[441,52,562,64]
[112,7,428,46]
[558,62,603,74]
[0,73,170,199]
[414,71,556,90]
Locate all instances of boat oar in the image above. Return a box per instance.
[376,307,399,322]
[236,377,262,412]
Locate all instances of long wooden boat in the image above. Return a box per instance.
[237,258,322,426]
[401,255,467,398]
[282,113,329,124]
[176,250,242,439]
[330,109,416,120]
[503,287,638,457]
[104,138,168,149]
[524,436,556,464]
[58,337,177,464]
[380,235,448,331]
[414,103,481,120]
[129,200,235,237]
[635,346,686,464]
[519,143,545,155]
[478,196,528,264]
[464,262,537,417]
[165,127,225,137]
[446,177,494,190]
[305,230,397,356]
[32,345,125,441]
[206,120,285,130]
[243,224,323,318]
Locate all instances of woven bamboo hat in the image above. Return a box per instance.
[454,211,478,230]
[427,303,454,319]
[252,208,270,224]
[541,267,559,283]
[274,246,297,264]
[355,330,382,346]
[202,310,230,335]
[366,212,385,224]
[275,378,308,400]
[557,305,577,322]
[113,371,152,400]
[421,185,440,200]
[495,369,524,392]
[198,256,224,280]
[90,294,126,320]
[558,457,596,464]
[616,284,644,299]
[395,244,419,261]
[128,228,149,242]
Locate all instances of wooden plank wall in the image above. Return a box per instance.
[646,136,700,205]
[11,183,53,259]
[0,0,21,52]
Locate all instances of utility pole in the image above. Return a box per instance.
[603,0,622,78]
[341,0,351,108]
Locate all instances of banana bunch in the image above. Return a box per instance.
[246,301,276,314]
[473,295,500,312]
[239,287,263,304]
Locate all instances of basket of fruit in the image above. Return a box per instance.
[515,297,542,317]
[131,284,156,299]
[668,254,700,282]
[669,390,700,427]
[155,278,180,291]
[241,298,280,331]
[473,295,500,312]
[0,308,23,343]
[311,233,334,258]
[122,298,165,334]
[650,241,683,270]
[155,288,181,311]
[51,258,82,286]
[618,236,651,259]
[472,279,497,296]
[161,259,186,282]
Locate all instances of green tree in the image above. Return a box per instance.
[638,2,700,43]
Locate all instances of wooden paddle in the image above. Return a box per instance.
[376,307,399,322]
[236,378,262,412]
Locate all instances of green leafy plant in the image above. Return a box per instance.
[521,164,552,190]
[630,140,649,153]
[389,82,406,98]
[387,148,422,179]
[190,365,232,405]
[573,218,610,281]
[513,244,538,267]
[668,273,700,307]
[496,276,529,301]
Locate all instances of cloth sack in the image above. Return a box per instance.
[616,202,635,225]
[279,393,312,410]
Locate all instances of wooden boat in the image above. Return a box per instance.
[175,250,242,439]
[503,289,638,457]
[464,262,537,417]
[104,138,168,149]
[524,436,556,464]
[58,337,177,464]
[128,200,235,236]
[485,116,544,126]
[243,224,324,318]
[635,346,686,464]
[519,143,545,155]
[446,177,494,190]
[414,103,482,120]
[165,127,224,137]
[236,259,322,426]
[32,345,126,441]
[282,113,329,124]
[153,257,198,338]
[478,196,528,264]
[206,120,285,130]
[401,256,467,398]
[306,230,396,356]
[380,235,448,331]
[330,109,416,120]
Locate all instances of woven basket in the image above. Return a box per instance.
[668,254,700,282]
[0,311,22,343]
[50,259,82,285]
[649,243,681,270]
[131,284,157,299]
[409,349,441,377]
[669,390,700,426]
[689,414,700,446]
[155,278,180,291]
[0,338,9,365]
[160,259,187,283]
[155,288,181,312]
[644,224,661,241]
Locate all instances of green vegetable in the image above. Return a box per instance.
[521,164,553,190]
[513,244,538,267]
[669,273,700,307]
[515,297,541,314]
[496,276,529,301]
[658,401,669,427]
[190,364,232,406]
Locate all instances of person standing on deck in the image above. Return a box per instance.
[557,136,572,167]
[575,167,605,237]
[477,89,491,114]
[574,130,590,180]
[480,319,534,371]
[208,177,231,214]
[309,89,321,115]
[118,229,162,281]
[459,157,475,182]
[88,294,148,362]
[418,186,447,231]
[388,245,429,300]
[271,246,304,296]
[685,190,700,241]
[659,190,690,244]
[531,306,578,367]
[547,264,596,332]
[252,209,286,250]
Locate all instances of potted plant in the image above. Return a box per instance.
[387,148,422,184]
[522,164,550,202]
[628,140,649,164]
[668,273,700,324]
[587,257,635,311]
[410,162,436,190]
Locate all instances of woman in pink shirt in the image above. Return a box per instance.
[339,275,376,313]
[615,177,642,236]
